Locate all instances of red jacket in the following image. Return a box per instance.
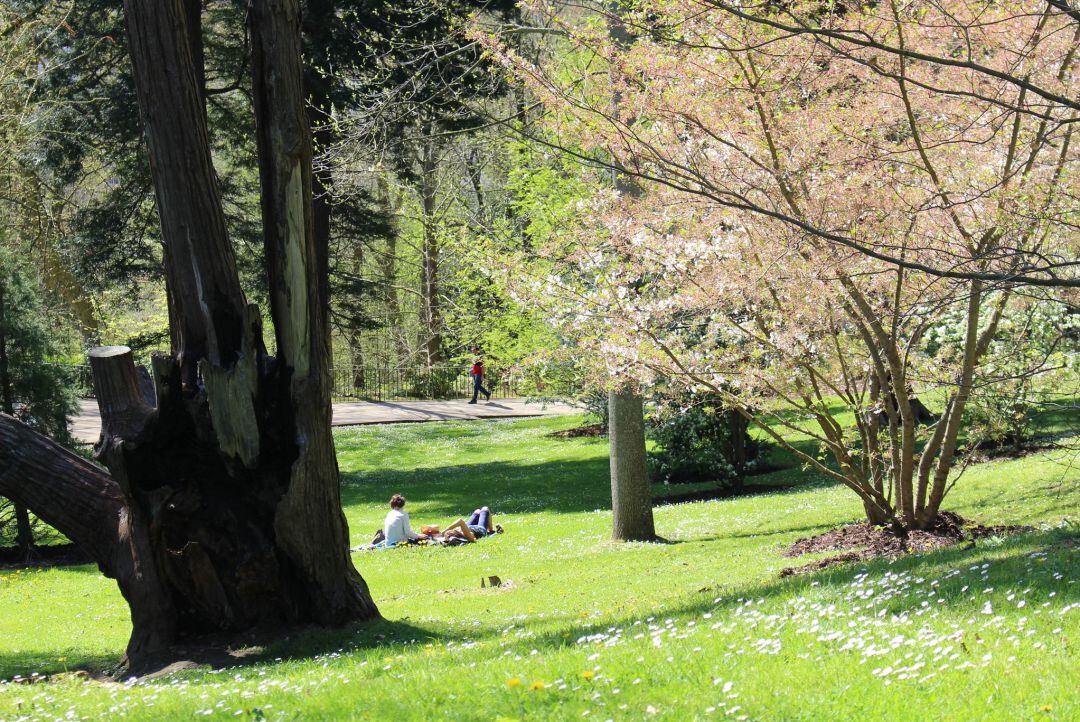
[470,361,484,376]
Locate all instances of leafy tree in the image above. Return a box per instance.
[0,244,78,552]
[648,391,759,491]
[492,0,1078,531]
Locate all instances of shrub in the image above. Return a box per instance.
[648,392,761,490]
[578,387,610,431]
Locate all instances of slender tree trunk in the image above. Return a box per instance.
[419,136,442,366]
[918,280,985,527]
[376,175,406,366]
[609,390,656,541]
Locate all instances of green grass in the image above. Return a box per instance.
[0,414,1077,721]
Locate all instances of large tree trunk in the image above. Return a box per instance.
[248,0,376,624]
[3,0,386,672]
[608,390,656,542]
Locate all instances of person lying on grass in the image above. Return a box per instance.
[441,506,504,542]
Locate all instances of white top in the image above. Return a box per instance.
[384,509,420,546]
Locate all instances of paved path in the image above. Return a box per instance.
[71,397,579,444]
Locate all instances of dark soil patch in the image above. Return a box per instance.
[655,483,792,506]
[779,511,1031,577]
[548,423,606,438]
[0,543,94,570]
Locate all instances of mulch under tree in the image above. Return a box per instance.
[779,511,1031,577]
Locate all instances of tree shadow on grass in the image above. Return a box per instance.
[340,454,835,523]
[340,458,615,517]
[0,617,443,683]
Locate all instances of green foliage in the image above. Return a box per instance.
[578,387,610,429]
[926,296,1080,452]
[0,243,78,546]
[648,392,761,488]
[0,246,76,441]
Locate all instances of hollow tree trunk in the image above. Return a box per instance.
[609,390,656,542]
[16,0,387,672]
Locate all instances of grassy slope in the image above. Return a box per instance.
[0,415,1076,721]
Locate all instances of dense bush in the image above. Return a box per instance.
[0,245,79,548]
[648,392,761,490]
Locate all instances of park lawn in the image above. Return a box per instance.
[0,414,1077,721]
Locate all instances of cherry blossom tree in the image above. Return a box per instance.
[487,0,1079,530]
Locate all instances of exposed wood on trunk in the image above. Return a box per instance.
[123,0,246,384]
[248,0,377,624]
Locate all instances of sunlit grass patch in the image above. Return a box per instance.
[0,415,1076,720]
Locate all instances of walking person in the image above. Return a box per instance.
[468,349,491,404]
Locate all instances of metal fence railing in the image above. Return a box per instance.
[330,365,521,401]
[51,362,524,402]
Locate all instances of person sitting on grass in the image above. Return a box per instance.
[383,494,427,547]
[442,506,503,542]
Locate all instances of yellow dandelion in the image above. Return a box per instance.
[1040,706,1052,713]
[581,670,595,680]
[506,677,521,688]
[529,680,546,691]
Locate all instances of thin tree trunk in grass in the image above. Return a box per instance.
[13,503,33,553]
[609,390,656,542]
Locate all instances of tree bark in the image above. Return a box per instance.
[0,0,378,672]
[248,0,377,625]
[124,0,247,386]
[419,136,443,366]
[608,390,655,542]
[0,414,123,567]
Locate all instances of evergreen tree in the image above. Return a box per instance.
[0,242,77,552]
